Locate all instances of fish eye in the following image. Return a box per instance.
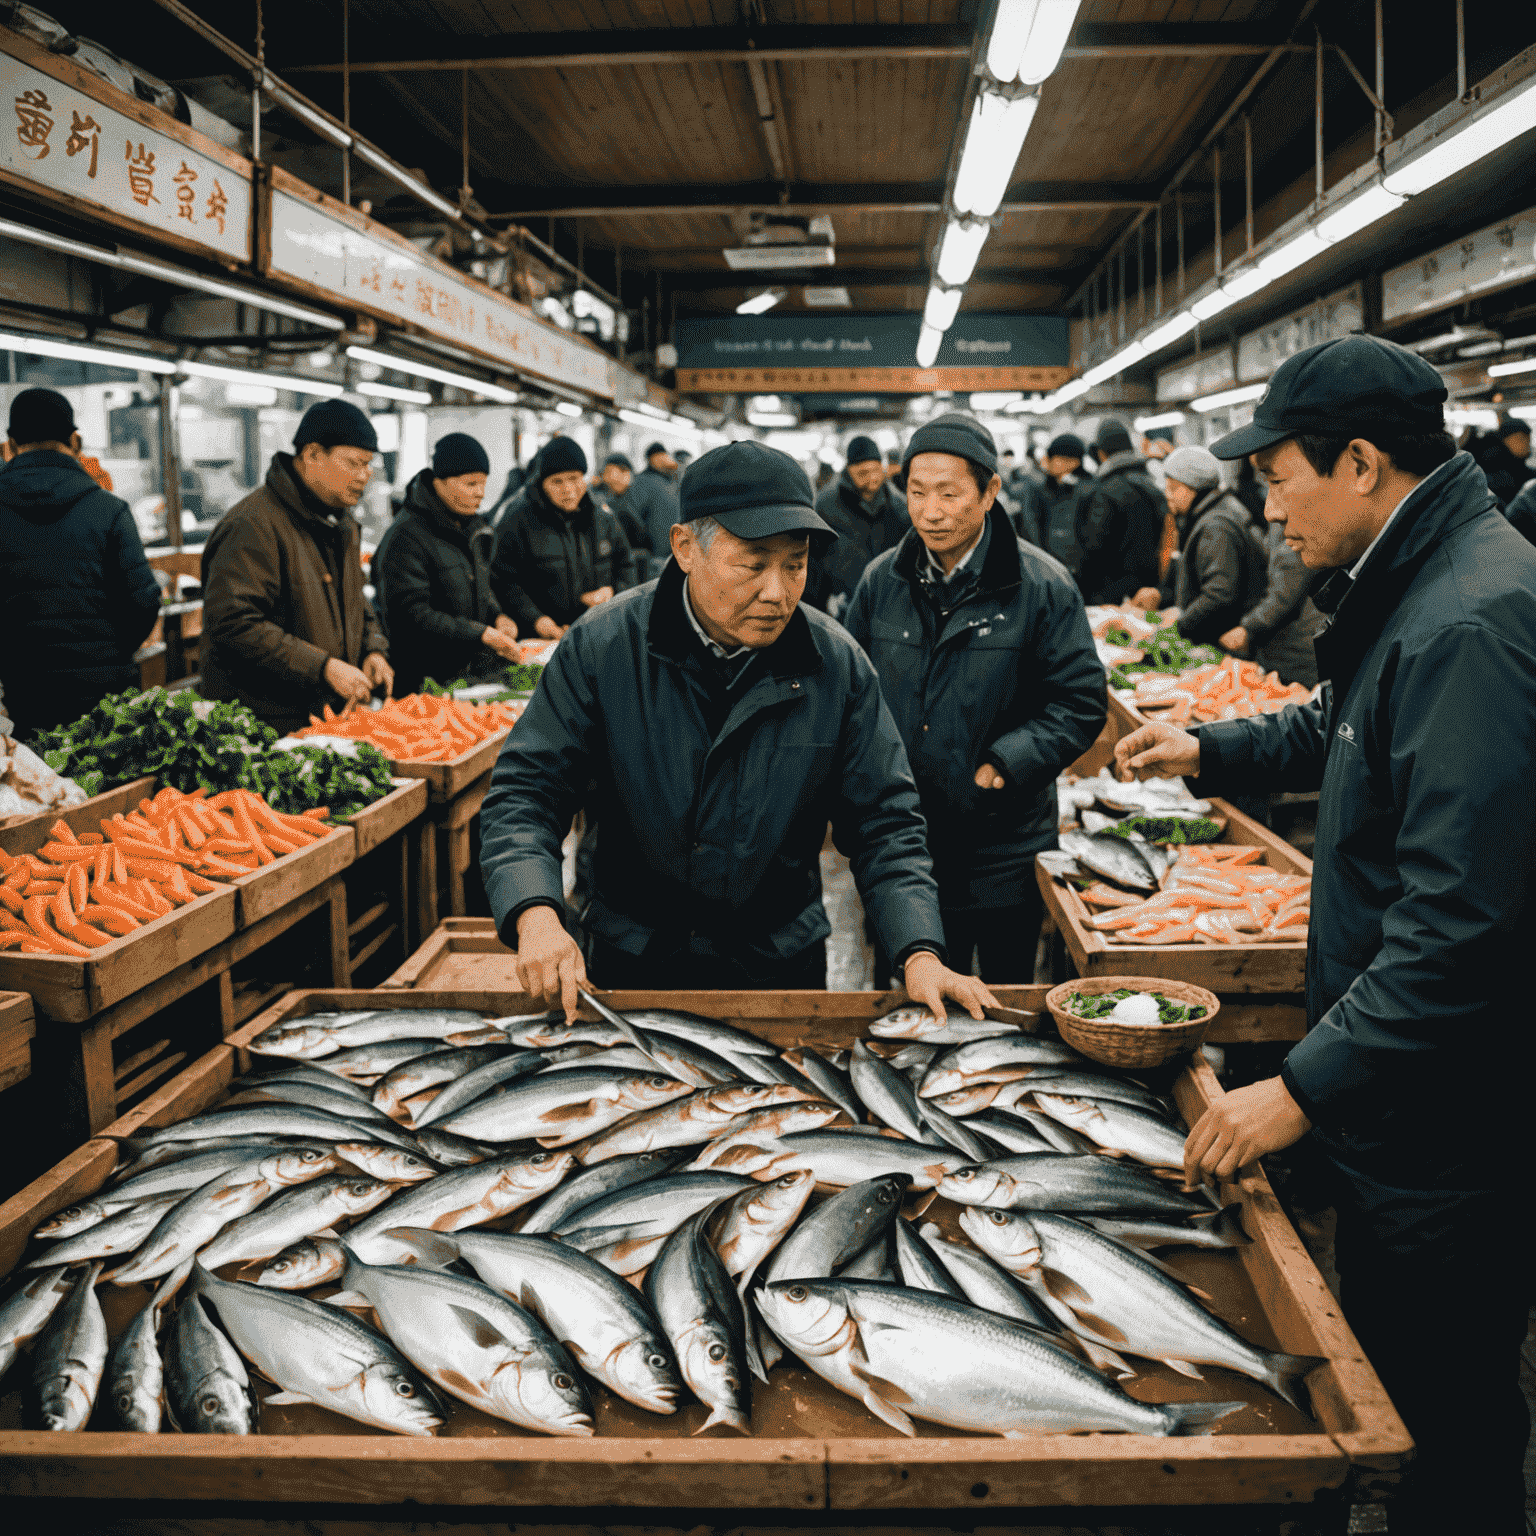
[786,1285,808,1301]
[777,1174,799,1187]
[876,1189,894,1203]
[349,1182,372,1195]
[531,1152,551,1163]
[987,1211,1008,1225]
[647,1352,669,1369]
[201,1395,222,1414]
[395,1380,416,1397]
[708,1343,728,1362]
[554,1374,575,1390]
[648,1076,671,1088]
[116,1394,133,1412]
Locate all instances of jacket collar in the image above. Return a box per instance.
[1094,449,1147,480]
[837,471,891,519]
[1182,487,1237,546]
[646,555,822,681]
[404,468,487,540]
[892,503,1021,597]
[525,476,597,533]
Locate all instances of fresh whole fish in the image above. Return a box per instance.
[913,1095,996,1162]
[29,1262,107,1431]
[334,1142,441,1183]
[891,1219,964,1298]
[982,1101,1102,1154]
[708,1169,816,1282]
[265,1010,492,1060]
[713,1048,825,1097]
[130,1105,423,1155]
[998,1071,1175,1118]
[780,1047,863,1122]
[869,1006,1022,1045]
[614,1008,778,1060]
[310,1039,449,1082]
[1036,850,1083,880]
[626,1029,748,1088]
[554,1171,753,1275]
[645,1202,752,1433]
[388,1227,683,1414]
[848,1041,945,1144]
[33,1189,156,1240]
[246,1010,383,1057]
[370,1044,514,1119]
[256,1236,347,1290]
[197,1173,396,1271]
[731,1129,972,1190]
[576,1083,828,1165]
[0,1266,73,1378]
[961,1209,1320,1410]
[27,1192,188,1267]
[1059,831,1158,893]
[104,1270,181,1432]
[102,1134,337,1182]
[109,1149,344,1286]
[757,1278,1243,1437]
[968,1109,1057,1155]
[917,1223,1084,1348]
[435,1068,692,1147]
[327,1243,594,1436]
[483,1016,623,1050]
[917,1035,1086,1099]
[225,1080,402,1125]
[1033,1094,1190,1170]
[233,1062,374,1101]
[411,1049,551,1128]
[413,1126,496,1166]
[1082,1205,1250,1252]
[760,1174,910,1287]
[687,1101,851,1171]
[188,1262,444,1435]
[519,1148,694,1234]
[838,1230,896,1283]
[537,1046,658,1076]
[939,1155,1209,1217]
[164,1294,255,1434]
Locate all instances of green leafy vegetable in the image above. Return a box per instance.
[423,662,544,701]
[1107,629,1222,689]
[1103,814,1223,846]
[1066,988,1207,1024]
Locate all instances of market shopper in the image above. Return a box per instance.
[0,387,159,740]
[1114,335,1536,1536]
[1073,418,1166,604]
[1221,520,1323,687]
[1472,410,1533,508]
[591,451,652,577]
[808,434,909,618]
[624,441,682,558]
[480,439,995,1018]
[845,413,1105,980]
[1012,432,1085,563]
[201,400,391,735]
[489,438,636,641]
[372,432,517,697]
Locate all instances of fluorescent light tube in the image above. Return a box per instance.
[1134,410,1187,431]
[923,285,963,331]
[952,92,1039,218]
[1140,311,1200,352]
[555,401,583,417]
[355,380,433,405]
[972,391,1023,410]
[916,323,943,368]
[735,288,786,315]
[1018,0,1081,86]
[1487,356,1536,378]
[1221,267,1270,301]
[936,219,992,286]
[179,359,343,397]
[1190,287,1240,322]
[986,0,1039,83]
[0,329,177,374]
[345,345,518,403]
[1383,75,1536,197]
[1316,183,1406,245]
[1191,382,1267,412]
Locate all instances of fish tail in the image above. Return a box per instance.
[1191,1202,1252,1246]
[150,1260,194,1312]
[380,1227,460,1267]
[693,1403,751,1435]
[1262,1351,1326,1413]
[1161,1399,1248,1435]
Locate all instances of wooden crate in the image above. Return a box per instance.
[227,823,355,927]
[0,777,157,853]
[388,729,508,804]
[0,986,1408,1510]
[0,991,34,1091]
[1040,797,1312,996]
[346,778,428,858]
[381,916,514,989]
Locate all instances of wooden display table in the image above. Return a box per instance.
[381,914,514,989]
[0,991,34,1092]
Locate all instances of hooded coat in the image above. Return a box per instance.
[844,506,1107,908]
[1073,450,1166,603]
[1191,453,1536,1246]
[200,453,388,735]
[1172,487,1270,644]
[0,449,160,738]
[372,469,504,696]
[808,471,910,614]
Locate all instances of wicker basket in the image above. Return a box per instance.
[1045,975,1221,1069]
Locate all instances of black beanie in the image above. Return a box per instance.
[7,387,74,445]
[902,411,997,477]
[431,431,490,478]
[645,440,669,460]
[294,399,378,453]
[604,451,634,471]
[1095,417,1133,456]
[538,436,588,478]
[845,434,881,465]
[1047,432,1086,459]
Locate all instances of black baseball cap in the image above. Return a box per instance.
[679,440,836,542]
[1211,335,1448,460]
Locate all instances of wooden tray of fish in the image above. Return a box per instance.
[0,987,1407,1510]
[1040,799,1312,994]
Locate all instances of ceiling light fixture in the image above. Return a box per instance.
[1191,382,1267,413]
[736,288,786,316]
[1487,356,1536,378]
[355,380,433,405]
[935,218,992,286]
[179,359,343,397]
[555,401,583,417]
[986,0,1082,85]
[915,323,943,369]
[1134,410,1187,431]
[952,91,1040,218]
[0,328,177,374]
[1383,75,1536,197]
[923,285,963,332]
[345,345,519,403]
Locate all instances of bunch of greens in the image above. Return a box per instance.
[1067,989,1207,1024]
[35,689,392,818]
[1104,813,1223,846]
[423,662,544,700]
[1106,628,1222,689]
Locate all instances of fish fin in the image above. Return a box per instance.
[383,1228,459,1267]
[1078,1339,1137,1377]
[906,1189,938,1219]
[149,1261,193,1312]
[1192,1203,1251,1246]
[261,1390,315,1407]
[314,1228,339,1240]
[1070,1311,1131,1345]
[1040,1267,1095,1308]
[323,1290,372,1308]
[1131,1249,1217,1299]
[539,1099,604,1123]
[1163,1399,1247,1436]
[694,1403,752,1436]
[846,1358,917,1435]
[1161,1356,1206,1380]
[1263,1352,1326,1413]
[447,1303,527,1354]
[741,1308,768,1384]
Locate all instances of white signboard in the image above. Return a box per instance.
[1156,348,1235,404]
[1236,284,1363,383]
[0,48,251,264]
[1382,207,1536,324]
[267,186,615,400]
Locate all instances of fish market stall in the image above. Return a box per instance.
[0,986,1406,1514]
[381,915,515,990]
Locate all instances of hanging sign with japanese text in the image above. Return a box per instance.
[0,27,252,265]
[263,171,616,400]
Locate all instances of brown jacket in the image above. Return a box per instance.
[201,453,388,734]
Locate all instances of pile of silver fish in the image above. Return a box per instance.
[0,1001,1322,1440]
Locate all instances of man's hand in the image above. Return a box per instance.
[1219,625,1249,654]
[903,950,999,1024]
[482,625,520,661]
[580,586,615,608]
[1114,721,1201,783]
[534,615,567,640]
[494,614,519,639]
[974,762,1005,791]
[514,904,587,1023]
[1129,587,1163,611]
[324,657,373,705]
[362,652,394,698]
[1183,1075,1311,1186]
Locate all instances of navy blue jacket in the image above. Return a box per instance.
[1194,453,1536,1245]
[0,450,159,738]
[480,557,945,970]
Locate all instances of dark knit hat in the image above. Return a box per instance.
[294,399,378,453]
[7,387,74,445]
[1095,418,1133,456]
[1047,432,1086,460]
[845,434,881,465]
[603,452,634,471]
[644,440,670,460]
[431,431,490,479]
[902,411,998,476]
[538,436,588,478]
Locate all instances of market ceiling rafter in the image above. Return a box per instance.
[279,23,1306,74]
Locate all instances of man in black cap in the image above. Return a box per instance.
[481,439,995,1019]
[1012,432,1085,561]
[845,412,1105,980]
[202,399,391,733]
[807,433,909,619]
[1073,417,1166,603]
[0,387,160,739]
[373,431,519,696]
[1114,334,1536,1536]
[490,437,636,641]
[624,440,681,561]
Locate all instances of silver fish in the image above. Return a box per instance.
[246,1010,384,1057]
[838,1230,895,1283]
[614,1008,778,1059]
[370,1043,512,1119]
[848,1041,945,1143]
[327,1243,593,1436]
[519,1148,694,1234]
[484,1016,623,1050]
[938,1155,1207,1217]
[435,1068,691,1146]
[305,1010,492,1055]
[29,1262,107,1430]
[131,1105,423,1155]
[0,1266,72,1378]
[687,1101,850,1171]
[164,1294,255,1434]
[780,1047,864,1122]
[32,1190,152,1240]
[311,1038,449,1082]
[197,1173,396,1271]
[917,1222,1085,1349]
[729,1129,971,1190]
[342,1148,575,1264]
[554,1172,752,1275]
[1033,1094,1190,1169]
[758,1278,1243,1437]
[387,1227,682,1414]
[576,1083,827,1165]
[334,1142,441,1183]
[967,1109,1057,1155]
[256,1236,347,1290]
[413,1126,496,1166]
[27,1192,187,1267]
[645,1202,752,1433]
[1082,1205,1250,1253]
[917,1035,1087,1098]
[625,1029,748,1088]
[995,1070,1175,1117]
[103,1270,182,1432]
[869,1006,1022,1044]
[224,1080,401,1125]
[233,1062,373,1101]
[891,1219,964,1298]
[536,1046,658,1075]
[760,1174,909,1287]
[709,1169,816,1281]
[1059,830,1158,893]
[411,1049,550,1128]
[188,1262,444,1435]
[914,1094,997,1162]
[1036,850,1082,879]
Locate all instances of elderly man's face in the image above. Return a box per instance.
[1256,439,1388,569]
[671,523,809,649]
[602,463,632,496]
[847,460,886,498]
[542,470,587,513]
[906,451,998,560]
[1042,453,1080,481]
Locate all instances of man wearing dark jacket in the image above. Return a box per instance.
[1012,432,1084,564]
[1473,411,1533,508]
[480,439,995,1022]
[373,432,517,696]
[1074,418,1165,603]
[1222,520,1323,687]
[201,400,391,735]
[591,451,652,579]
[0,388,159,739]
[846,413,1105,979]
[623,441,681,559]
[808,435,909,618]
[1116,336,1535,1536]
[490,438,635,640]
